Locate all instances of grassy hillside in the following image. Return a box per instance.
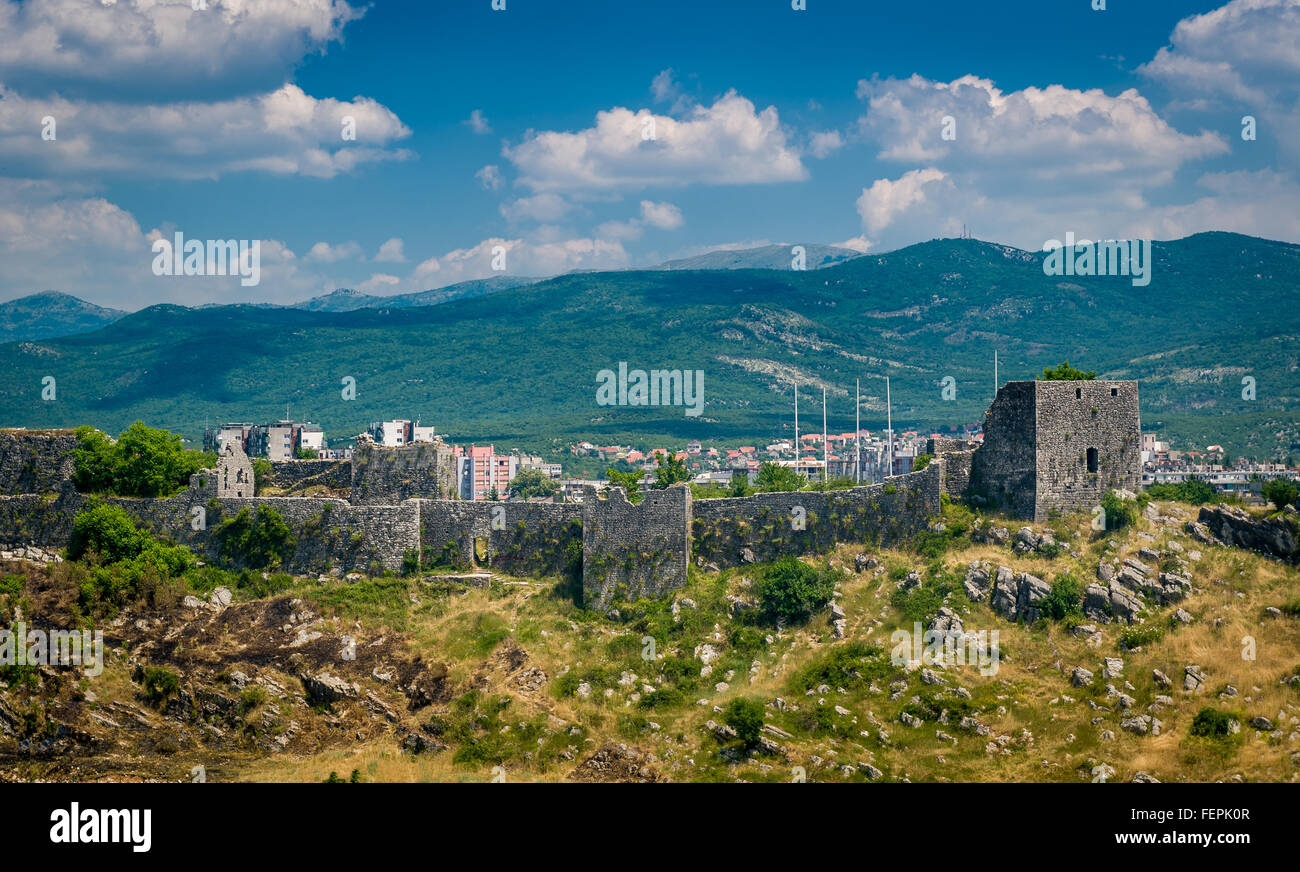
[0,232,1296,458]
[3,499,1297,782]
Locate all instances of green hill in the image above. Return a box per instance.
[1,232,1297,459]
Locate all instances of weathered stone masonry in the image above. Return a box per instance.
[692,462,943,568]
[581,485,691,610]
[0,428,950,607]
[966,380,1140,522]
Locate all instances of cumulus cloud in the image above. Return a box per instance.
[0,84,412,180]
[844,71,1275,248]
[463,109,491,134]
[306,240,362,263]
[856,74,1226,190]
[374,237,405,263]
[595,200,684,241]
[355,273,401,294]
[854,168,948,236]
[808,130,844,159]
[0,0,364,101]
[476,164,503,191]
[1140,0,1300,167]
[408,235,630,288]
[650,68,679,103]
[503,91,807,192]
[500,193,574,224]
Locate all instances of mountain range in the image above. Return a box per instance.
[1,232,1297,460]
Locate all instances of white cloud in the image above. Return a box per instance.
[306,240,362,263]
[374,237,405,263]
[356,273,401,293]
[503,91,807,192]
[1140,0,1300,167]
[651,68,679,103]
[844,72,1283,248]
[500,193,574,223]
[0,0,364,101]
[854,168,948,235]
[0,84,412,180]
[855,74,1226,188]
[476,164,503,191]
[808,130,844,159]
[595,200,684,241]
[464,109,491,134]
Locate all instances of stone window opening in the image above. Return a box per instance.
[1111,387,1118,396]
[1075,387,1082,399]
[1086,447,1099,473]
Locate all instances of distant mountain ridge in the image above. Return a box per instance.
[3,232,1296,460]
[652,243,862,271]
[0,291,125,343]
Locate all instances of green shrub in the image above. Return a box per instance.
[1100,490,1138,531]
[1144,477,1218,506]
[755,462,807,493]
[1262,478,1299,511]
[911,453,933,472]
[68,502,196,613]
[789,642,893,693]
[722,697,765,748]
[1189,707,1237,739]
[73,423,213,498]
[214,505,296,569]
[1119,623,1164,650]
[756,557,837,626]
[1040,362,1096,380]
[141,666,180,707]
[1040,574,1083,620]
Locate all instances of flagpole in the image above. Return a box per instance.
[855,378,861,484]
[794,384,799,480]
[822,388,828,483]
[886,375,893,479]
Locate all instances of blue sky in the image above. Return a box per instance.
[1,0,1296,308]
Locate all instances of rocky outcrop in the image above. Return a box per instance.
[1197,505,1299,563]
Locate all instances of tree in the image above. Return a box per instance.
[1261,478,1299,511]
[651,451,691,489]
[757,557,837,625]
[296,447,319,459]
[727,470,753,497]
[73,422,214,498]
[755,462,806,493]
[722,697,766,749]
[1040,362,1097,381]
[605,467,645,503]
[508,468,559,500]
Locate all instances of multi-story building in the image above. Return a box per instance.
[205,420,327,460]
[454,444,518,500]
[203,422,253,454]
[367,420,438,447]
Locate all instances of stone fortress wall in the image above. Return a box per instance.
[0,383,1136,604]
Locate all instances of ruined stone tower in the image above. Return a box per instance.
[968,380,1140,521]
[217,442,254,499]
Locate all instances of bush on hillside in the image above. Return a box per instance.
[756,557,838,626]
[214,505,296,570]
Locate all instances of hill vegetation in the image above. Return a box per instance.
[1,233,1297,460]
